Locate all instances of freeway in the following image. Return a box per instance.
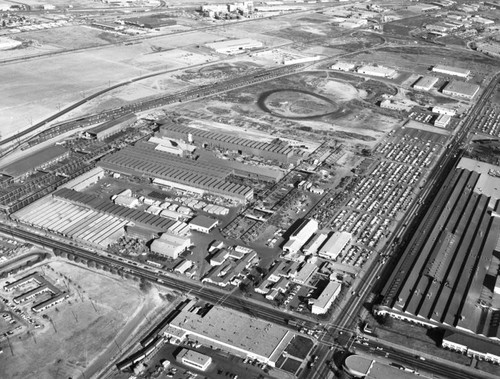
[0,223,316,330]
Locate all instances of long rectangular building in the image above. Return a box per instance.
[159,122,295,164]
[163,302,294,367]
[375,168,500,340]
[98,144,253,203]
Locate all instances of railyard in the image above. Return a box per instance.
[2,0,500,379]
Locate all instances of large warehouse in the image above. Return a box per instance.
[163,302,294,367]
[12,195,128,248]
[159,121,296,164]
[205,38,263,54]
[375,166,500,340]
[84,113,136,141]
[432,65,470,78]
[442,80,480,100]
[150,232,191,259]
[413,76,439,91]
[98,143,253,203]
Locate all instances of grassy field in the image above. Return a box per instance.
[0,259,155,379]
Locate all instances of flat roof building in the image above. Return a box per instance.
[150,233,191,259]
[442,80,480,100]
[343,355,420,379]
[176,349,212,371]
[318,231,351,261]
[84,113,136,141]
[413,76,439,91]
[189,215,219,234]
[432,65,470,78]
[206,38,263,54]
[330,61,356,71]
[357,65,397,78]
[434,114,452,128]
[432,106,456,116]
[163,303,294,367]
[312,281,341,315]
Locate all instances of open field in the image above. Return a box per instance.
[11,25,129,50]
[0,259,160,379]
[171,70,399,148]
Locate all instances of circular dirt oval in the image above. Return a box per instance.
[258,89,339,119]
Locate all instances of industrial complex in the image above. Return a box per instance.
[2,1,500,378]
[376,164,500,346]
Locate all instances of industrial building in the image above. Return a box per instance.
[98,144,253,203]
[203,249,258,287]
[432,106,456,116]
[176,349,212,371]
[0,145,70,180]
[53,188,175,231]
[375,167,500,340]
[12,195,129,249]
[205,38,263,54]
[442,331,500,364]
[283,219,319,254]
[163,302,294,367]
[330,61,356,72]
[357,65,397,78]
[312,281,341,315]
[150,233,191,259]
[343,355,420,379]
[159,121,295,164]
[442,80,480,100]
[317,231,352,261]
[84,113,136,141]
[432,65,470,78]
[293,262,317,285]
[302,232,328,255]
[189,215,219,234]
[60,167,105,191]
[434,114,451,128]
[413,76,439,91]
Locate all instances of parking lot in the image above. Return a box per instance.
[323,126,447,265]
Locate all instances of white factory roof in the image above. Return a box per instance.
[330,61,356,71]
[456,157,500,208]
[151,232,190,252]
[357,65,397,78]
[303,232,329,255]
[314,281,341,310]
[318,231,352,260]
[165,305,293,363]
[413,76,439,90]
[432,65,470,77]
[293,262,317,284]
[206,38,263,52]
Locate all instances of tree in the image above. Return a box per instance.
[139,278,152,293]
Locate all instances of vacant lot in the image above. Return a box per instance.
[0,259,158,379]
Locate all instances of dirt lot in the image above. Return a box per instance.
[0,259,163,379]
[171,70,398,149]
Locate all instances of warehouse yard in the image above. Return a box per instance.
[0,259,161,379]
